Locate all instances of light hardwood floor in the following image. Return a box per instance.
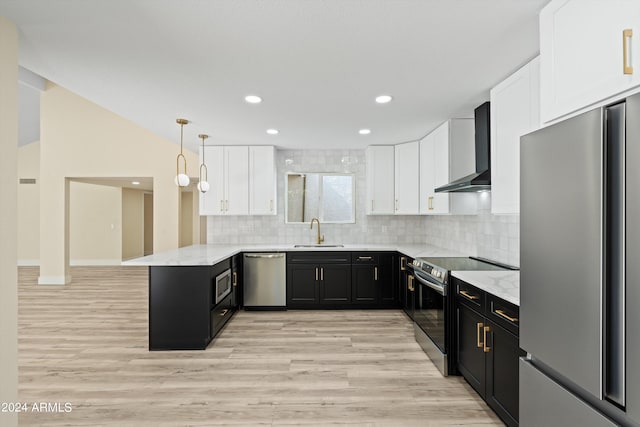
[17,266,503,426]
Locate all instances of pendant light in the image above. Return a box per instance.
[174,118,190,187]
[197,134,210,193]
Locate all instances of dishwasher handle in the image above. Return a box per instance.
[244,253,285,259]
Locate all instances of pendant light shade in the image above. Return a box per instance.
[197,133,209,193]
[175,118,190,187]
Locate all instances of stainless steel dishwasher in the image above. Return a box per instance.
[243,253,286,310]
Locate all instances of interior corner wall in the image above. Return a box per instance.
[122,188,145,260]
[17,141,40,265]
[0,15,19,427]
[39,83,198,284]
[69,181,122,265]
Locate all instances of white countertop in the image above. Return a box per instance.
[451,270,520,306]
[122,243,465,267]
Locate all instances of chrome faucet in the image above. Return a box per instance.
[310,218,324,245]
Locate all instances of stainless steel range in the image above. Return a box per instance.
[409,256,515,376]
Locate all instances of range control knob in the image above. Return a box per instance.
[434,270,442,278]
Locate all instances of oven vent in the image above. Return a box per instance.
[19,178,37,184]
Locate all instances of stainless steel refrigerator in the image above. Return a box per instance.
[520,93,640,426]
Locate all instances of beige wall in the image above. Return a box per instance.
[144,193,153,255]
[69,181,122,264]
[39,83,198,284]
[180,190,193,247]
[0,15,18,427]
[17,141,40,264]
[122,188,145,260]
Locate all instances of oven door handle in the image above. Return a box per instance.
[413,270,446,296]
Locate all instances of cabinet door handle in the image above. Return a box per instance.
[483,326,491,353]
[477,322,484,348]
[320,267,324,281]
[494,309,519,323]
[232,272,237,287]
[408,275,414,291]
[220,309,229,317]
[428,196,434,210]
[315,267,318,281]
[400,257,406,271]
[395,199,399,211]
[220,200,224,212]
[374,267,378,281]
[624,29,634,75]
[460,290,480,301]
[358,256,373,261]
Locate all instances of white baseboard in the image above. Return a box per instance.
[38,275,72,285]
[17,259,40,266]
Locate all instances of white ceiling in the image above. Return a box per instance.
[1,0,549,152]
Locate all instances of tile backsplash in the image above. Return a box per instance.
[206,149,519,267]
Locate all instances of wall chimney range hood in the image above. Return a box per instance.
[435,102,491,193]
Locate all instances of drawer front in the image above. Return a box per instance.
[287,251,351,264]
[455,278,485,312]
[487,295,519,336]
[211,293,233,338]
[351,252,379,264]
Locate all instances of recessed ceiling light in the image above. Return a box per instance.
[245,95,262,104]
[375,95,393,104]
[131,181,140,185]
[359,129,371,135]
[266,129,279,135]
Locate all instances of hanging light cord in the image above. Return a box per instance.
[199,134,208,184]
[176,118,189,180]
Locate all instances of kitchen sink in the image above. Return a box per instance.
[293,244,345,248]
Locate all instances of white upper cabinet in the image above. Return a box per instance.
[490,57,540,214]
[200,145,275,216]
[419,119,477,215]
[419,124,449,214]
[365,145,395,215]
[540,0,640,123]
[249,146,276,215]
[225,146,249,215]
[394,141,420,215]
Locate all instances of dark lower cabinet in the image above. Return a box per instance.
[351,252,396,306]
[455,278,524,427]
[287,252,351,308]
[319,264,351,304]
[399,256,415,319]
[457,303,486,396]
[148,258,233,350]
[288,263,320,306]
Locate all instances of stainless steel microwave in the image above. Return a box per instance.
[214,269,232,304]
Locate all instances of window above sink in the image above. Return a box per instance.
[285,173,355,224]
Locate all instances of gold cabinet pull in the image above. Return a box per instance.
[494,309,519,323]
[477,322,484,348]
[358,256,373,261]
[460,290,480,301]
[220,309,228,317]
[408,275,414,291]
[624,29,634,74]
[374,267,378,281]
[428,196,434,210]
[315,267,318,281]
[400,257,406,271]
[483,326,491,353]
[321,267,324,281]
[232,272,237,287]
